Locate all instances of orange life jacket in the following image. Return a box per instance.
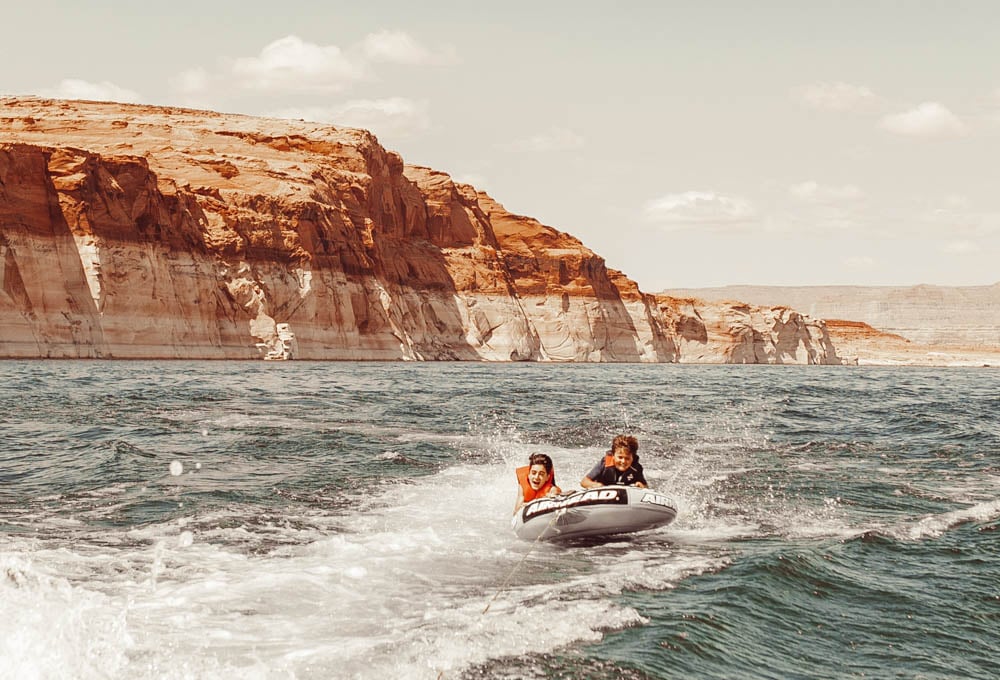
[516,465,556,502]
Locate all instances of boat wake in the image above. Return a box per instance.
[884,498,1000,541]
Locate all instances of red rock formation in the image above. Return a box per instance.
[651,295,840,365]
[0,97,839,363]
[664,283,1000,347]
[822,319,1000,366]
[667,284,1000,365]
[479,194,679,361]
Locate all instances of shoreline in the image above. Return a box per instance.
[1,355,996,367]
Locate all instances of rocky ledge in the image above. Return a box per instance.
[0,97,840,363]
[666,285,1000,367]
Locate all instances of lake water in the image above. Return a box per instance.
[1,362,997,679]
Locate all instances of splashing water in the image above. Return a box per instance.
[1,362,997,679]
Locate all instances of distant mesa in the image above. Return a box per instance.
[0,97,994,366]
[663,284,1000,366]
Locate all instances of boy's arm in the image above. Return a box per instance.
[580,460,606,488]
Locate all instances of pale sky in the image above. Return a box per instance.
[3,0,999,291]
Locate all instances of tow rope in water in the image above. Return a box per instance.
[482,508,565,615]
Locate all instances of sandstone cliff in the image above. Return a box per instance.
[665,284,1000,366]
[823,319,1000,367]
[0,97,839,364]
[664,284,1000,346]
[661,296,840,365]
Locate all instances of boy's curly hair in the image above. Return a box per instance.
[611,435,638,455]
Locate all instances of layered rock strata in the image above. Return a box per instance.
[824,319,1000,367]
[1,97,839,363]
[654,295,840,365]
[664,284,1000,347]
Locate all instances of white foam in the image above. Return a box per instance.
[6,430,883,679]
[0,453,717,680]
[890,499,1000,540]
[0,554,131,680]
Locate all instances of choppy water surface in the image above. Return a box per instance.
[1,362,997,679]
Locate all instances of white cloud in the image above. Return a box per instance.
[943,240,981,255]
[924,199,1000,236]
[38,78,142,103]
[798,82,880,112]
[502,127,584,153]
[172,31,452,98]
[361,30,457,65]
[789,181,864,202]
[643,191,756,230]
[843,255,876,270]
[230,35,365,92]
[271,97,430,138]
[880,102,966,137]
[169,67,212,95]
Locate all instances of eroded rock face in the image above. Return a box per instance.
[663,284,1000,347]
[652,295,840,365]
[0,97,837,363]
[479,194,682,362]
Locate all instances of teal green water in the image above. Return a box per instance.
[1,362,997,679]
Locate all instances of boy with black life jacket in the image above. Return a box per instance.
[580,435,647,489]
[514,452,562,512]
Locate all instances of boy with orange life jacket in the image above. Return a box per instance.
[514,452,562,512]
[580,435,647,489]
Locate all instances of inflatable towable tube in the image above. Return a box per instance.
[511,485,677,541]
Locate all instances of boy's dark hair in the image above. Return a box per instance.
[528,452,554,472]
